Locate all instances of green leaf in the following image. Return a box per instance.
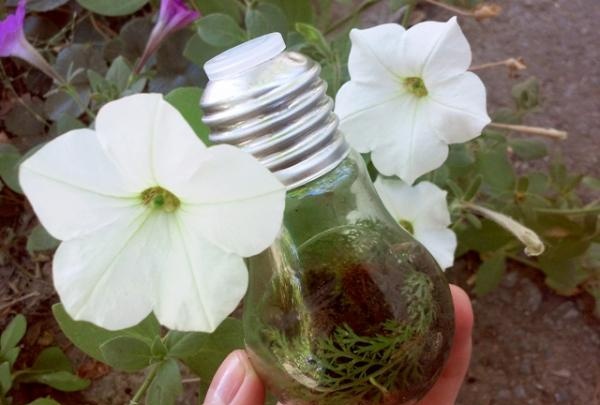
[105,56,132,94]
[1,314,26,355]
[27,224,60,254]
[31,347,71,372]
[456,219,514,255]
[164,331,209,359]
[119,17,154,64]
[22,0,70,11]
[0,144,22,193]
[49,114,86,137]
[509,138,548,160]
[21,371,90,392]
[52,303,160,362]
[3,347,20,366]
[294,22,331,57]
[245,3,288,38]
[16,347,90,392]
[491,107,520,124]
[182,318,243,401]
[164,87,210,145]
[196,14,246,47]
[265,0,314,23]
[463,175,483,201]
[146,359,182,405]
[183,33,227,71]
[76,0,149,16]
[474,254,506,295]
[26,399,62,405]
[100,336,154,372]
[4,97,46,137]
[192,0,241,21]
[476,147,515,191]
[512,77,539,111]
[151,336,168,359]
[0,362,11,395]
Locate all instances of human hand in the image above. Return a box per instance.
[203,285,473,405]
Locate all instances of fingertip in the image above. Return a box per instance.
[449,284,474,341]
[204,350,265,405]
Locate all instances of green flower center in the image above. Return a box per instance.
[141,187,180,213]
[398,219,414,235]
[404,77,428,97]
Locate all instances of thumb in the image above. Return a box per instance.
[204,350,265,405]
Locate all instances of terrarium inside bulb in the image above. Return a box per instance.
[243,154,455,405]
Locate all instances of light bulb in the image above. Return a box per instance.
[201,33,454,405]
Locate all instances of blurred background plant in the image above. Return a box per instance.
[0,0,598,404]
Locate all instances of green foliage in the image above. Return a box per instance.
[52,304,160,362]
[75,0,149,16]
[26,224,60,254]
[164,87,210,145]
[474,254,506,295]
[246,3,288,38]
[0,144,23,193]
[196,13,246,47]
[0,314,89,402]
[146,359,183,405]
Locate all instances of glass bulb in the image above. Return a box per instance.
[201,34,454,405]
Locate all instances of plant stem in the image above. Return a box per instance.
[0,64,49,126]
[489,122,568,140]
[401,4,414,27]
[470,57,526,72]
[533,204,600,215]
[129,364,160,405]
[325,0,381,34]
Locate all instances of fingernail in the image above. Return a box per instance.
[205,351,246,405]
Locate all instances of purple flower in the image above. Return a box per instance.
[135,0,200,73]
[0,0,62,83]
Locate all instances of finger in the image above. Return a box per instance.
[418,284,474,405]
[204,350,265,405]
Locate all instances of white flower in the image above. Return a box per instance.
[374,177,457,269]
[335,17,491,184]
[19,94,286,332]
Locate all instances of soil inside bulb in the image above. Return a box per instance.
[257,220,454,405]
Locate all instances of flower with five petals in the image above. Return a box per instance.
[335,17,491,184]
[19,93,286,332]
[374,178,457,269]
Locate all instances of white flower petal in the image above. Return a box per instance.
[336,83,408,152]
[173,144,285,257]
[19,129,139,241]
[374,178,451,228]
[53,207,159,330]
[427,72,491,143]
[370,105,449,184]
[95,94,206,191]
[346,24,406,84]
[402,17,471,84]
[415,228,457,269]
[153,214,247,332]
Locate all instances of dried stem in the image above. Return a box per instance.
[489,122,568,140]
[470,57,526,72]
[423,0,501,20]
